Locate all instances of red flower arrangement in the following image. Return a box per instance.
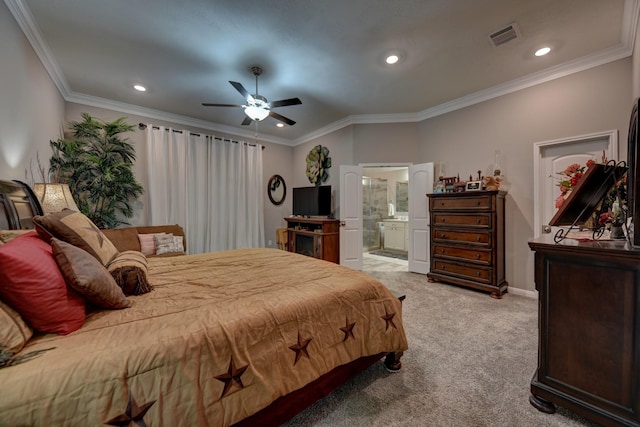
[555,159,596,209]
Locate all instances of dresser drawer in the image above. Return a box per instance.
[432,244,491,265]
[430,195,493,211]
[432,213,491,228]
[432,229,491,247]
[432,260,492,284]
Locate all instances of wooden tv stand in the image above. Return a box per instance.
[285,217,339,263]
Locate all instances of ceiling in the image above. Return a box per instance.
[7,0,637,145]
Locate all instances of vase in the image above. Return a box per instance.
[610,225,625,239]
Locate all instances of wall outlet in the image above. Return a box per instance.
[268,240,272,246]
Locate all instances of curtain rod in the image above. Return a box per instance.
[138,123,265,150]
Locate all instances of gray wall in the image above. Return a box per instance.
[634,14,640,100]
[417,58,632,292]
[0,1,65,181]
[294,59,632,293]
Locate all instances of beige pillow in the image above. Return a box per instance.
[51,238,131,310]
[0,299,33,354]
[33,210,119,266]
[107,251,152,295]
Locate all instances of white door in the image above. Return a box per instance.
[339,165,363,269]
[408,162,434,274]
[534,130,617,237]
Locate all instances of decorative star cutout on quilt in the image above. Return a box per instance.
[105,391,156,427]
[340,317,356,341]
[214,358,249,398]
[289,332,312,366]
[381,309,397,331]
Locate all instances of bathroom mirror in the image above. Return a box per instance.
[267,175,286,206]
[396,181,408,212]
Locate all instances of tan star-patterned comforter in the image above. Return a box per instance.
[0,248,407,426]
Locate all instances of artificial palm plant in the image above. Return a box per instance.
[48,113,143,228]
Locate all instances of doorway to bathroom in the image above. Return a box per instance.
[362,166,409,270]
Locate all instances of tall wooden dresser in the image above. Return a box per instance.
[427,190,507,298]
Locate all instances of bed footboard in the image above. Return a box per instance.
[234,351,403,426]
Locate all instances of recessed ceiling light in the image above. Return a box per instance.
[535,47,551,57]
[386,55,399,65]
[276,123,284,128]
[133,84,147,92]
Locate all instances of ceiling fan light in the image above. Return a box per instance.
[244,105,270,121]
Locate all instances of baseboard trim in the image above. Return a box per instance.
[508,287,538,299]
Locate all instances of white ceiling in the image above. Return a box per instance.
[6,0,638,145]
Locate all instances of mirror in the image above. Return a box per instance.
[267,175,286,205]
[396,181,408,212]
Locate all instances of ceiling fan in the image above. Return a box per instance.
[202,66,302,126]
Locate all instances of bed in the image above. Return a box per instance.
[0,180,407,426]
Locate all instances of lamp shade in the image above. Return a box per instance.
[33,183,79,213]
[244,105,270,121]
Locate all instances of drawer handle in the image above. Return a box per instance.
[440,202,445,206]
[440,234,446,239]
[441,249,445,254]
[476,201,480,206]
[441,218,446,223]
[477,272,481,277]
[476,254,480,259]
[476,219,481,224]
[476,237,481,242]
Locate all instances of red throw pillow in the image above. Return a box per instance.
[0,231,86,335]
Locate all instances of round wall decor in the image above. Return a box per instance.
[267,174,286,205]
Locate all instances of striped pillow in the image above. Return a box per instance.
[107,251,152,295]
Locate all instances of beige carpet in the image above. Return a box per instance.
[283,268,598,427]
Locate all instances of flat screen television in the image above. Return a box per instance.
[292,185,332,217]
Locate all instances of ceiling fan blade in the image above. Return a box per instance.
[270,98,302,108]
[269,111,296,126]
[241,116,253,126]
[202,103,244,107]
[229,81,253,102]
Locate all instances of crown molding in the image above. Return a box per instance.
[66,92,292,146]
[4,0,71,97]
[292,0,639,145]
[292,43,634,145]
[8,0,640,148]
[416,43,633,122]
[622,0,640,49]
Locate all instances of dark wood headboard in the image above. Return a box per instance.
[0,180,43,230]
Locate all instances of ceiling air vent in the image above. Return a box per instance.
[489,23,520,47]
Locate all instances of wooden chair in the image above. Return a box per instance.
[276,228,288,250]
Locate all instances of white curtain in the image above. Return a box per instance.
[145,126,264,253]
